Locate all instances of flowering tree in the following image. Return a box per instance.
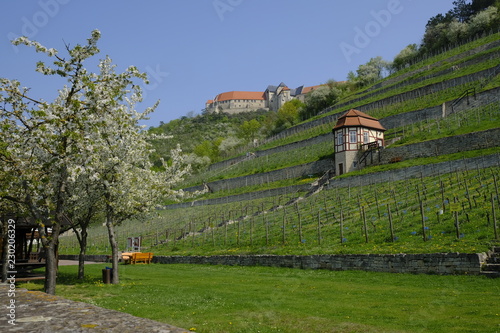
[0,31,192,293]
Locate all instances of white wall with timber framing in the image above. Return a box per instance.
[334,126,384,175]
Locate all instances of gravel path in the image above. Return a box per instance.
[0,284,193,333]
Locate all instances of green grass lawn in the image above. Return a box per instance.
[21,264,500,333]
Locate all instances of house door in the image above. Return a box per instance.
[338,163,343,175]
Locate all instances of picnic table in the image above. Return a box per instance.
[121,252,153,264]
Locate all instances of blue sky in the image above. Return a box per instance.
[1,0,455,128]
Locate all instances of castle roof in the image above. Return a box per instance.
[301,84,325,94]
[290,85,304,96]
[266,82,288,93]
[213,91,266,102]
[333,109,386,131]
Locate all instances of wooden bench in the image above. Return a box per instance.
[130,252,153,264]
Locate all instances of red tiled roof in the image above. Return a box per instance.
[333,109,386,131]
[214,91,266,102]
[206,99,213,104]
[301,85,325,94]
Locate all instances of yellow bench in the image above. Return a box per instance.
[129,252,153,264]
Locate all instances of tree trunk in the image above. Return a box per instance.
[105,210,119,284]
[77,229,88,280]
[44,243,58,295]
[42,223,61,295]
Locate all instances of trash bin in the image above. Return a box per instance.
[102,267,113,284]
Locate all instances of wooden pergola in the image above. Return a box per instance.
[0,214,57,281]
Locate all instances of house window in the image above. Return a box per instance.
[349,130,357,143]
[337,132,343,146]
[363,131,369,143]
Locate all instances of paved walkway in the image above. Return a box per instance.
[0,283,193,333]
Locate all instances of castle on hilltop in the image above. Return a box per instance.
[205,82,322,114]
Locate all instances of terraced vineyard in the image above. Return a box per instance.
[62,165,500,256]
[59,33,500,257]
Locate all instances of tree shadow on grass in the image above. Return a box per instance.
[17,266,104,290]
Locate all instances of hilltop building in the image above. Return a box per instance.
[205,82,323,114]
[333,109,386,175]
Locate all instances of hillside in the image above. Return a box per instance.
[175,33,500,194]
[60,31,500,258]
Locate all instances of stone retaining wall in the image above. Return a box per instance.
[60,252,487,275]
[60,254,109,262]
[373,127,500,166]
[328,153,499,189]
[185,158,334,193]
[166,183,310,210]
[151,253,487,275]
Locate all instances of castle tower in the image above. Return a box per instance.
[333,109,386,175]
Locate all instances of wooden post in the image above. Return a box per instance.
[340,206,344,244]
[224,213,227,246]
[420,201,427,242]
[202,222,206,245]
[211,222,215,247]
[237,219,240,246]
[296,204,303,244]
[492,193,498,240]
[388,203,394,242]
[265,215,269,246]
[317,211,322,245]
[440,180,446,213]
[362,206,369,243]
[493,174,500,206]
[250,217,254,246]
[391,189,400,217]
[454,197,460,239]
[282,214,286,245]
[191,222,195,247]
[374,188,381,219]
[464,178,472,210]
